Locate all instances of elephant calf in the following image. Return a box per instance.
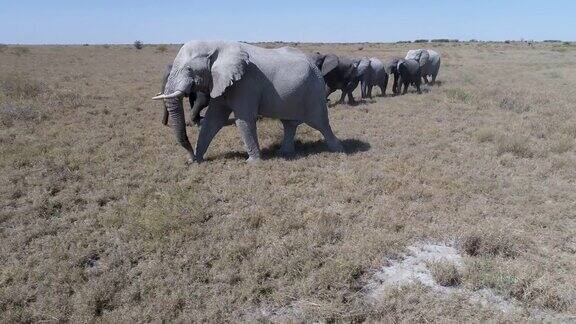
[385,57,402,95]
[357,57,389,99]
[397,59,422,95]
[307,52,360,105]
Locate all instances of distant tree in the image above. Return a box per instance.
[414,39,429,43]
[431,39,450,43]
[133,40,144,50]
[396,40,412,44]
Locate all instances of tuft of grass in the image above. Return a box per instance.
[495,135,534,158]
[428,260,462,287]
[475,127,496,143]
[499,94,531,113]
[445,88,471,102]
[461,229,523,259]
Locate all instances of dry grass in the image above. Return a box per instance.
[428,260,462,287]
[1,42,576,322]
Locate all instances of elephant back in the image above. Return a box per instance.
[406,49,429,73]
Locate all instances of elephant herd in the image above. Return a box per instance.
[153,41,441,164]
[308,48,442,105]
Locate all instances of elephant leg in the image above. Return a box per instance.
[393,74,399,95]
[280,120,299,156]
[188,92,210,126]
[347,90,356,104]
[235,118,261,163]
[337,90,346,104]
[185,93,197,126]
[402,82,408,95]
[416,81,422,94]
[382,75,389,96]
[431,74,437,86]
[422,75,429,85]
[305,117,344,153]
[360,82,366,99]
[325,84,335,102]
[195,101,232,162]
[368,84,373,98]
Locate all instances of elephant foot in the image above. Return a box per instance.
[246,156,262,164]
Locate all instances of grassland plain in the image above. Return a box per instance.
[1,41,576,322]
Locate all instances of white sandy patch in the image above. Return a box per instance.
[366,243,521,314]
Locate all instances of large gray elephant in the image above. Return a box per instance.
[397,59,422,94]
[405,49,441,85]
[307,53,361,105]
[153,41,344,163]
[159,64,210,126]
[357,57,389,99]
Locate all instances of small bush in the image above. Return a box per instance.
[102,44,111,49]
[83,43,90,47]
[428,260,462,287]
[133,40,144,50]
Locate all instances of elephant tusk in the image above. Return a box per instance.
[152,90,184,100]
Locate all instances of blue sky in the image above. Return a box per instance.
[1,0,574,44]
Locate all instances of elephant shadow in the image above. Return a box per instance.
[210,138,371,162]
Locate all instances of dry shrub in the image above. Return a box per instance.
[495,135,534,158]
[428,260,462,287]
[1,74,45,99]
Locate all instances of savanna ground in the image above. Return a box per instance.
[1,41,576,322]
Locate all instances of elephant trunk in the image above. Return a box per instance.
[164,97,195,161]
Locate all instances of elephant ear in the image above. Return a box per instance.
[321,54,339,76]
[418,50,430,69]
[357,57,371,76]
[210,43,250,98]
